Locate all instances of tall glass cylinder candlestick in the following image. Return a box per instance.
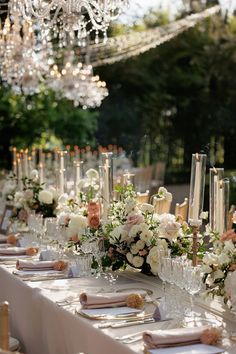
[101,152,113,202]
[99,165,109,219]
[209,167,224,231]
[188,153,207,226]
[217,178,229,235]
[74,161,81,198]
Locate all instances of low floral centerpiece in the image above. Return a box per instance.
[101,184,191,275]
[202,229,236,309]
[5,170,58,223]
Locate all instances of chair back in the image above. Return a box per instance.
[151,195,171,214]
[0,302,9,351]
[137,191,149,204]
[175,198,189,221]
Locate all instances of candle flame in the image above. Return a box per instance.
[28,156,32,161]
[195,153,200,161]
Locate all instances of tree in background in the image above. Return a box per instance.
[0,87,98,168]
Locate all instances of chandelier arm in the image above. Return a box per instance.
[19,0,62,20]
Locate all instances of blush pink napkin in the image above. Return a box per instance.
[143,326,211,349]
[16,259,67,271]
[80,290,146,309]
[0,247,29,256]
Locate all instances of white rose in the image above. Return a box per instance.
[130,243,139,255]
[146,246,159,275]
[158,213,175,225]
[224,240,235,253]
[126,252,133,264]
[30,169,39,181]
[218,253,231,266]
[136,239,145,250]
[129,224,142,238]
[213,269,224,280]
[140,229,153,245]
[69,214,87,230]
[132,255,144,268]
[48,186,57,200]
[120,230,129,242]
[110,226,124,244]
[57,212,70,226]
[38,190,54,204]
[203,253,219,266]
[139,203,154,213]
[85,169,99,180]
[162,221,181,241]
[156,238,169,251]
[58,193,69,204]
[202,265,212,274]
[14,191,24,202]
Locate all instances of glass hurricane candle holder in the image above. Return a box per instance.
[209,167,224,231]
[188,153,207,226]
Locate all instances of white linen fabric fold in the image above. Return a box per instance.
[143,326,211,349]
[80,290,146,309]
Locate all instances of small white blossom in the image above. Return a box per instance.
[139,203,154,213]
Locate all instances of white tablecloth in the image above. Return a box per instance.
[0,265,236,354]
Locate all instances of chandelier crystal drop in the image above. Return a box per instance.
[0,12,51,95]
[47,55,108,108]
[11,0,129,46]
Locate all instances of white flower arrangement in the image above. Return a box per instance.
[202,231,236,308]
[102,185,185,274]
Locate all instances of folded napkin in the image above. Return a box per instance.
[80,291,146,309]
[143,326,212,349]
[16,259,68,271]
[0,247,38,256]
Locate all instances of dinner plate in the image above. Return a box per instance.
[148,344,224,354]
[13,269,63,276]
[76,307,152,320]
[115,287,153,296]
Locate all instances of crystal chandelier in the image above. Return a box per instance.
[47,53,108,108]
[0,11,51,95]
[11,0,129,46]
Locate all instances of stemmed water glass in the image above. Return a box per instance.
[184,265,203,319]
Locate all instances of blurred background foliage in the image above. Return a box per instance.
[1,6,236,185]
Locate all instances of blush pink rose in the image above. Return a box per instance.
[87,202,100,216]
[124,213,144,231]
[88,214,100,230]
[221,229,236,242]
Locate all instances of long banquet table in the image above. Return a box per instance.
[1,264,236,354]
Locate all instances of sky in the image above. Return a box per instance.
[120,0,184,22]
[121,0,236,22]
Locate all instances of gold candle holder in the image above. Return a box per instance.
[192,225,199,267]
